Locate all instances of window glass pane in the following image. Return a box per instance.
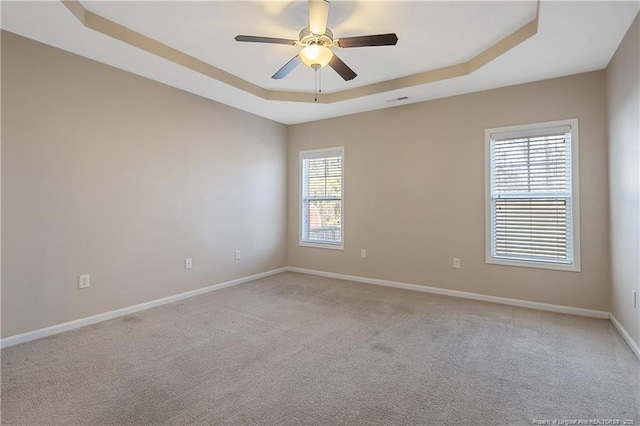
[494,198,569,262]
[307,200,341,244]
[493,135,568,194]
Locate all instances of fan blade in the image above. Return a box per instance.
[309,0,330,35]
[235,35,297,45]
[337,33,398,48]
[329,53,357,81]
[272,55,301,79]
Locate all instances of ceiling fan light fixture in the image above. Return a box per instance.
[235,0,397,81]
[299,44,333,68]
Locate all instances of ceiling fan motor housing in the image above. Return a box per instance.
[299,27,335,47]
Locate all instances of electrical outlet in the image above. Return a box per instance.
[360,249,367,259]
[79,274,90,289]
[453,258,461,269]
[235,250,241,260]
[185,258,192,269]
[633,290,637,308]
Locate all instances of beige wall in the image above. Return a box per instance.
[288,71,611,312]
[1,32,288,338]
[2,26,632,340]
[606,14,640,347]
[0,30,3,340]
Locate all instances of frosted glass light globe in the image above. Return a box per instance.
[300,44,333,68]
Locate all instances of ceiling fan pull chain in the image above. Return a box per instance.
[314,66,318,102]
[319,67,322,94]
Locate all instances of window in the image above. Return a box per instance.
[300,147,344,249]
[485,119,580,271]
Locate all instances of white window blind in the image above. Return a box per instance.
[300,147,343,248]
[487,120,580,270]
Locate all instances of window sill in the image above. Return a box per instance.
[486,256,581,272]
[299,241,344,251]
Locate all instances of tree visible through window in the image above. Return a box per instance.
[300,147,343,248]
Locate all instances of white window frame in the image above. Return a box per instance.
[299,147,345,250]
[485,119,581,272]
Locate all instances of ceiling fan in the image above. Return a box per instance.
[234,0,398,81]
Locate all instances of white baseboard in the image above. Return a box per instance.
[609,314,640,360]
[286,267,610,319]
[0,267,288,349]
[3,266,626,353]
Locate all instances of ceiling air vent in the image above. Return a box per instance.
[386,96,409,103]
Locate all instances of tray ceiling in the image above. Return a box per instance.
[1,1,638,124]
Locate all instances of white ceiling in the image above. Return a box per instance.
[2,1,638,125]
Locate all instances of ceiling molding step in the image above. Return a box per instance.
[61,0,85,24]
[61,0,539,105]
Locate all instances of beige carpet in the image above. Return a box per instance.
[2,272,639,425]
